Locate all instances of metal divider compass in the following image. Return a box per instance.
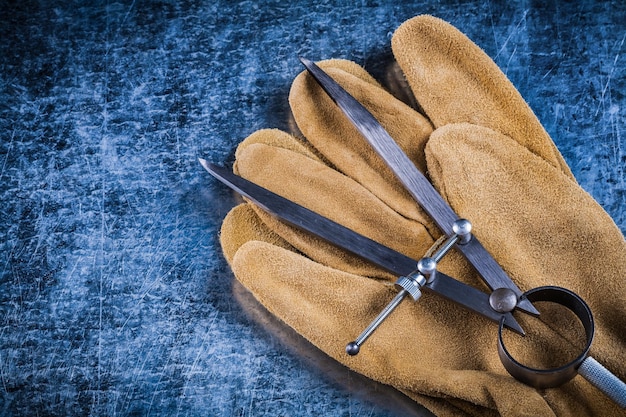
[200,58,626,408]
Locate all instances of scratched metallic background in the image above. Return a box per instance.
[0,1,624,416]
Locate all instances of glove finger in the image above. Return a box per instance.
[233,128,446,279]
[425,123,626,384]
[289,59,436,224]
[231,240,559,417]
[392,15,573,178]
[234,127,323,166]
[219,202,297,265]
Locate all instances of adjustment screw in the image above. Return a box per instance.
[395,275,425,301]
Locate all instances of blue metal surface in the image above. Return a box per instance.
[1,1,624,416]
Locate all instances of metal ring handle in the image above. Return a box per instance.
[498,286,626,407]
[497,286,594,389]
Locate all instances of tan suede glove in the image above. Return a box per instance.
[217,15,626,417]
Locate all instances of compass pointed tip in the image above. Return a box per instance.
[505,315,525,336]
[517,297,540,316]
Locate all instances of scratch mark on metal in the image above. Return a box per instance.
[595,33,625,117]
[494,10,529,62]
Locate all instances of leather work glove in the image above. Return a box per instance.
[217,15,626,416]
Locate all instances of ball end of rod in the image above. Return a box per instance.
[346,342,360,356]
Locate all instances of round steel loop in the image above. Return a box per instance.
[497,286,594,389]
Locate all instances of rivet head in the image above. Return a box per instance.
[489,288,518,313]
[452,218,472,235]
[417,257,437,276]
[453,219,472,244]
